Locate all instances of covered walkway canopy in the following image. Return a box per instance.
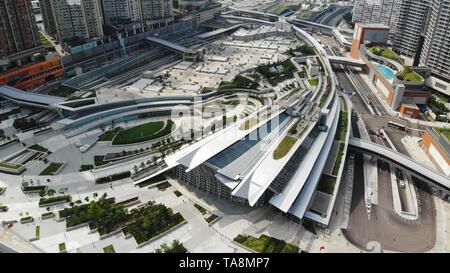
[198,24,244,40]
[144,36,194,54]
[0,85,65,109]
[328,56,366,67]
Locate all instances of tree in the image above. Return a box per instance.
[47,188,56,196]
[39,188,46,197]
[155,240,187,253]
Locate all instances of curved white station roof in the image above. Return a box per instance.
[165,108,283,172]
[269,94,340,212]
[0,85,65,107]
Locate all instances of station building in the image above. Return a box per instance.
[421,128,450,177]
[0,55,64,90]
[350,23,431,116]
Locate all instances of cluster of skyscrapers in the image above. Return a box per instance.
[39,0,174,44]
[353,0,450,94]
[0,0,41,59]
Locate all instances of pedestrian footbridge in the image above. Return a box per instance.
[144,36,193,54]
[328,56,366,68]
[348,137,450,192]
[144,36,202,62]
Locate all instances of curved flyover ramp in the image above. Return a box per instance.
[348,137,450,192]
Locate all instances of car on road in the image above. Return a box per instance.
[399,180,406,189]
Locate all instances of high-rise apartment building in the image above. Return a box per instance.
[178,0,209,12]
[352,0,402,34]
[419,0,450,83]
[39,0,58,39]
[40,0,103,43]
[392,0,429,61]
[140,0,173,21]
[101,0,141,25]
[0,0,40,58]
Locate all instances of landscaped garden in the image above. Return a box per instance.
[29,144,48,153]
[61,196,184,245]
[368,47,403,64]
[95,171,131,184]
[194,204,207,215]
[308,78,319,86]
[0,204,8,212]
[136,173,167,188]
[156,181,171,191]
[39,195,72,206]
[155,239,187,253]
[98,127,122,141]
[205,214,219,224]
[103,245,115,253]
[332,143,345,176]
[112,120,174,145]
[0,161,23,170]
[289,44,316,56]
[39,162,64,176]
[435,128,450,141]
[41,212,55,219]
[368,47,424,82]
[59,243,66,252]
[218,75,260,91]
[233,234,299,253]
[316,175,337,195]
[273,136,298,160]
[335,111,348,142]
[396,67,423,82]
[257,59,297,86]
[174,190,182,197]
[124,202,185,244]
[38,32,54,50]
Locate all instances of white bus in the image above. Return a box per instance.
[387,121,406,131]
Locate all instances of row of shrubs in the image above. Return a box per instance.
[95,171,131,184]
[39,195,72,206]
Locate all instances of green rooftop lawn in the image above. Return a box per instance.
[234,234,299,253]
[316,175,337,195]
[59,243,66,252]
[194,203,207,215]
[98,127,122,141]
[332,143,346,176]
[397,67,423,82]
[272,4,288,15]
[0,161,23,169]
[273,136,298,160]
[39,162,64,176]
[369,47,403,64]
[112,120,174,145]
[35,226,40,238]
[298,10,314,19]
[257,59,297,86]
[103,245,115,253]
[335,111,348,142]
[435,128,450,141]
[38,32,54,50]
[308,79,319,86]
